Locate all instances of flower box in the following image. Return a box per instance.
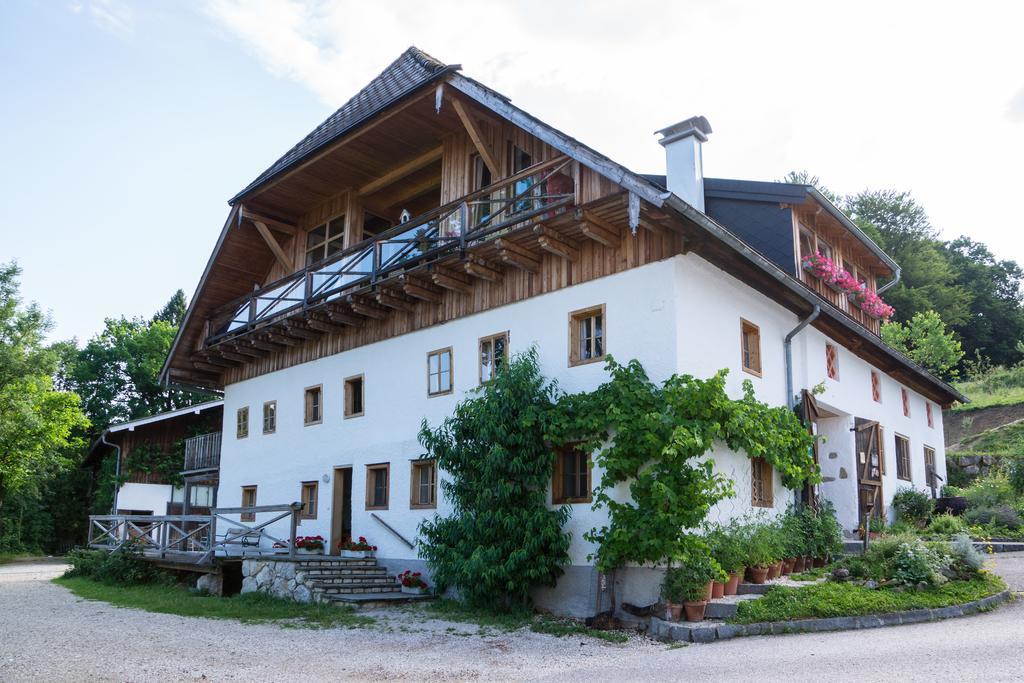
[338,536,378,558]
[401,584,428,595]
[340,549,374,559]
[296,546,324,556]
[398,569,429,595]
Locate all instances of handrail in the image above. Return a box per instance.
[206,156,575,344]
[370,512,414,549]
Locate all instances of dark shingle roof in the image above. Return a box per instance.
[230,46,456,203]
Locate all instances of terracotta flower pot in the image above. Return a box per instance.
[814,556,827,568]
[769,562,782,579]
[725,570,742,596]
[703,580,714,602]
[782,558,796,574]
[711,581,726,599]
[803,556,814,570]
[749,566,770,584]
[668,603,683,622]
[792,557,805,573]
[683,600,707,622]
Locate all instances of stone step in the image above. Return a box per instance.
[316,583,403,595]
[704,601,739,619]
[304,571,391,582]
[736,583,772,595]
[309,576,397,587]
[324,591,436,609]
[301,567,389,577]
[296,559,378,567]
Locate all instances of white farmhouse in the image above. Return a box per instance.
[160,48,963,616]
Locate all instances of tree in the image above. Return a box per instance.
[153,289,187,327]
[780,170,842,206]
[417,348,571,609]
[881,311,964,380]
[942,237,1024,368]
[0,262,88,526]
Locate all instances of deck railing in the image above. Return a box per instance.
[183,431,221,472]
[207,156,576,345]
[87,502,303,565]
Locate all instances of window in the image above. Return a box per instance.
[798,228,815,261]
[344,375,364,418]
[427,347,453,396]
[751,457,774,508]
[262,401,276,434]
[366,464,390,510]
[871,371,882,403]
[470,154,493,225]
[236,407,249,439]
[568,305,605,366]
[552,448,592,504]
[305,216,345,267]
[895,434,912,481]
[924,446,936,489]
[825,343,839,380]
[300,481,318,520]
[510,144,535,213]
[410,460,437,509]
[190,485,214,508]
[479,332,509,384]
[926,402,934,428]
[241,486,257,522]
[171,487,185,504]
[304,385,322,426]
[902,388,911,417]
[740,319,762,376]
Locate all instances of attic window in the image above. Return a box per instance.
[305,217,345,267]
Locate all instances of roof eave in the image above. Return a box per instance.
[805,187,900,276]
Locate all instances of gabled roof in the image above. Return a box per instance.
[229,47,457,203]
[84,400,225,464]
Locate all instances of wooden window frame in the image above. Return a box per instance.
[240,485,257,522]
[410,459,438,510]
[344,374,365,419]
[304,384,323,426]
[825,343,839,380]
[427,347,454,397]
[236,406,249,439]
[740,318,762,377]
[924,445,936,488]
[304,214,346,267]
[895,434,912,481]
[926,402,934,429]
[568,304,606,367]
[552,447,593,504]
[365,463,390,511]
[902,388,911,418]
[751,457,774,508]
[478,331,509,385]
[299,481,318,520]
[871,371,882,403]
[262,400,276,435]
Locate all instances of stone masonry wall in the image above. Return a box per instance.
[239,559,314,603]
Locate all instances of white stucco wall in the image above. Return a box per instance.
[115,482,173,515]
[216,251,948,572]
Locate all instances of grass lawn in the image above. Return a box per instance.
[0,552,37,565]
[729,573,1006,624]
[54,576,374,629]
[422,599,629,643]
[952,365,1024,412]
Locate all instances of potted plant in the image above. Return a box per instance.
[706,522,745,599]
[338,536,378,558]
[744,523,775,584]
[662,552,726,622]
[294,535,325,555]
[398,570,429,595]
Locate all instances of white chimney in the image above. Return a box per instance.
[656,115,712,212]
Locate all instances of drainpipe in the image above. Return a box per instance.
[876,266,901,295]
[785,305,820,507]
[100,431,121,514]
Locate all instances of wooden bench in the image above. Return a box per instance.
[222,527,263,555]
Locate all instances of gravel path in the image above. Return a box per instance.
[2,555,1023,682]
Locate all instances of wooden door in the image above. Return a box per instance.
[855,419,884,522]
[330,467,352,555]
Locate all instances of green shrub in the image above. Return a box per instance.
[887,520,918,536]
[778,508,808,558]
[662,550,726,603]
[811,501,844,558]
[1007,459,1024,496]
[962,472,1016,509]
[891,540,948,587]
[964,504,1022,530]
[948,533,985,574]
[891,488,934,527]
[927,513,968,537]
[63,542,165,585]
[64,548,107,578]
[742,518,781,568]
[704,521,746,573]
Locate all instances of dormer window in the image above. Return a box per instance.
[305,216,345,267]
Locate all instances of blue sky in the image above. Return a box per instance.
[3,1,1023,343]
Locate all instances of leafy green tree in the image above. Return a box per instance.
[779,170,842,206]
[417,348,571,609]
[0,262,89,533]
[153,289,187,327]
[881,311,965,380]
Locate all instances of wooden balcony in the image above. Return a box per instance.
[202,156,577,350]
[183,431,221,473]
[800,270,882,336]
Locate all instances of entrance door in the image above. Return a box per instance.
[330,467,353,555]
[854,418,885,523]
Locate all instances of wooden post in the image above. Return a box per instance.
[288,504,299,559]
[208,513,217,559]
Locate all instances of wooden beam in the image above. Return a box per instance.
[534,225,579,261]
[400,277,443,303]
[281,321,321,340]
[228,343,264,358]
[193,361,227,374]
[580,221,619,248]
[252,220,294,273]
[198,353,239,367]
[431,270,473,294]
[246,339,281,352]
[264,333,300,347]
[323,306,364,327]
[376,291,415,312]
[241,208,297,236]
[358,146,443,196]
[304,317,346,334]
[382,176,442,206]
[464,258,503,282]
[217,350,251,363]
[451,98,499,175]
[494,237,540,272]
[347,297,388,319]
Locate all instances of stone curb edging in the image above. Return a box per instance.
[973,542,1024,554]
[649,590,1012,644]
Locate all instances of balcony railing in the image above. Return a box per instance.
[184,431,221,473]
[207,156,576,346]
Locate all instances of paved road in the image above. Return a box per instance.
[2,555,1023,682]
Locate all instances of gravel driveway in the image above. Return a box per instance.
[2,555,1024,682]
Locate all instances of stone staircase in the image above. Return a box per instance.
[296,558,434,608]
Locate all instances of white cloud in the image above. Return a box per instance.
[71,0,135,36]
[202,0,1024,261]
